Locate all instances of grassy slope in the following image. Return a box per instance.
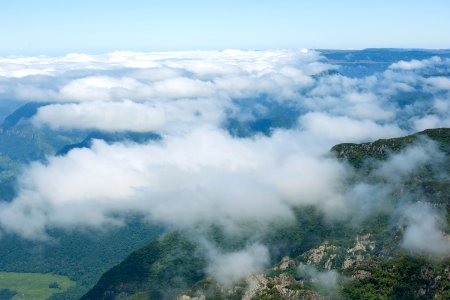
[0,272,75,300]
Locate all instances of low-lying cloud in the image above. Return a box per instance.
[297,263,341,296]
[300,112,404,143]
[2,50,448,137]
[0,128,348,239]
[0,50,449,284]
[401,203,450,257]
[32,99,227,133]
[206,244,270,286]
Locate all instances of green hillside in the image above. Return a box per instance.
[0,272,75,300]
[331,128,450,168]
[81,233,206,300]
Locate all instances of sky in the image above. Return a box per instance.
[1,0,450,55]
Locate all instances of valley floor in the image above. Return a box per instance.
[0,272,75,300]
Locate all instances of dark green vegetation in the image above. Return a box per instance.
[83,128,450,299]
[342,255,450,300]
[0,288,17,300]
[331,128,450,168]
[0,103,163,299]
[82,233,206,300]
[0,272,75,300]
[0,221,162,300]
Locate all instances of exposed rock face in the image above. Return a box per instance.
[324,254,337,270]
[247,272,321,300]
[178,256,329,300]
[131,225,448,300]
[342,235,376,270]
[351,270,371,280]
[342,258,355,269]
[178,295,206,300]
[299,235,376,272]
[305,243,338,267]
[347,235,376,254]
[272,273,302,298]
[276,257,296,271]
[243,274,269,300]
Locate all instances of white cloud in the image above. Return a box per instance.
[297,264,341,296]
[390,60,428,70]
[59,76,142,102]
[433,99,450,113]
[32,100,166,132]
[401,203,450,257]
[373,138,444,183]
[347,102,395,121]
[143,77,216,99]
[299,112,404,143]
[0,49,331,108]
[425,76,450,90]
[0,127,349,239]
[1,51,447,138]
[206,244,270,286]
[413,115,450,131]
[389,56,442,70]
[32,99,227,133]
[0,51,448,268]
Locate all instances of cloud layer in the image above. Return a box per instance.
[0,128,348,239]
[1,50,448,139]
[0,50,449,283]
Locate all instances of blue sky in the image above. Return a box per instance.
[1,0,449,55]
